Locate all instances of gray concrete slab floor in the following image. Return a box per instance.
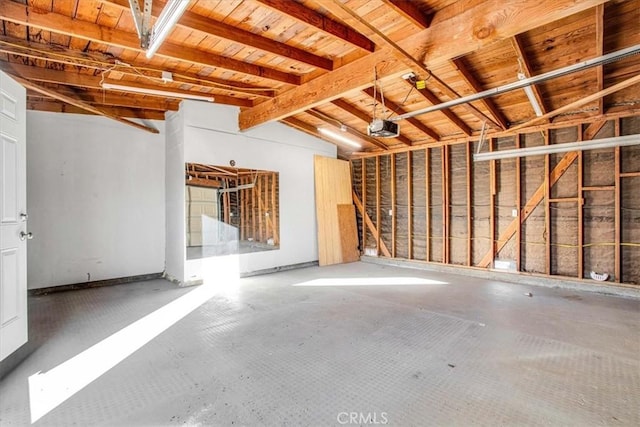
[0,262,638,426]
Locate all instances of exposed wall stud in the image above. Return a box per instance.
[515,134,522,271]
[376,156,381,256]
[544,130,551,275]
[361,158,367,252]
[466,141,473,266]
[407,151,413,259]
[577,125,584,279]
[614,118,621,282]
[425,148,431,262]
[391,154,397,258]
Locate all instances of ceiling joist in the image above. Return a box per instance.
[0,60,253,108]
[0,35,277,98]
[380,0,432,30]
[449,58,509,131]
[254,0,375,52]
[404,77,473,136]
[101,0,334,71]
[240,0,606,130]
[26,98,166,120]
[0,0,301,85]
[11,74,159,133]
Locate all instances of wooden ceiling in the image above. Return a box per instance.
[1,0,639,157]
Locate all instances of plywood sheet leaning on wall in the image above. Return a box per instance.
[314,156,355,266]
[337,204,360,263]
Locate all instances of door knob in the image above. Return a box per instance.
[19,231,33,241]
[20,212,28,221]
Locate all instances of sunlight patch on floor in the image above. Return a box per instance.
[28,276,237,423]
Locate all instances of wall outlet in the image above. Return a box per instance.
[389,209,393,216]
[512,209,518,217]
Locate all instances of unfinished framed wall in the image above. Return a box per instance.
[352,116,640,286]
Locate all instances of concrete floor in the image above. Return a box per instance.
[0,262,638,426]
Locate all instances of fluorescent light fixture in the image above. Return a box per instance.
[474,134,640,162]
[390,43,640,122]
[101,82,214,102]
[518,72,544,117]
[318,127,362,148]
[146,0,190,58]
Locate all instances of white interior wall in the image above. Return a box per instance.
[164,110,185,283]
[178,101,336,279]
[26,112,165,289]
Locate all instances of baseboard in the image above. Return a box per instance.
[28,272,164,295]
[240,261,319,278]
[361,256,640,298]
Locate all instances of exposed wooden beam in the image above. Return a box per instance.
[380,0,432,29]
[240,0,604,130]
[449,58,509,130]
[595,4,605,114]
[0,35,276,98]
[331,98,412,146]
[403,78,473,136]
[0,0,300,85]
[510,74,640,131]
[240,49,407,130]
[363,87,440,141]
[322,0,505,131]
[0,60,253,107]
[26,99,165,120]
[254,0,375,52]
[511,35,548,118]
[186,178,223,189]
[102,0,333,71]
[27,87,179,111]
[12,75,159,133]
[306,108,389,150]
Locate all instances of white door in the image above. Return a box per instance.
[0,71,28,361]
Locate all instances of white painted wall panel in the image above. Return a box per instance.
[26,112,165,289]
[180,101,336,277]
[164,110,185,284]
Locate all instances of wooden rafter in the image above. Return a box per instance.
[362,87,440,142]
[0,35,276,98]
[12,75,159,133]
[0,0,301,85]
[239,48,405,130]
[186,178,223,189]
[380,0,432,29]
[449,58,509,130]
[330,98,412,146]
[0,60,253,108]
[240,0,605,130]
[27,87,180,111]
[511,35,547,118]
[254,0,375,52]
[403,78,472,136]
[510,74,640,131]
[26,99,165,120]
[595,4,605,114]
[102,0,334,71]
[321,0,503,131]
